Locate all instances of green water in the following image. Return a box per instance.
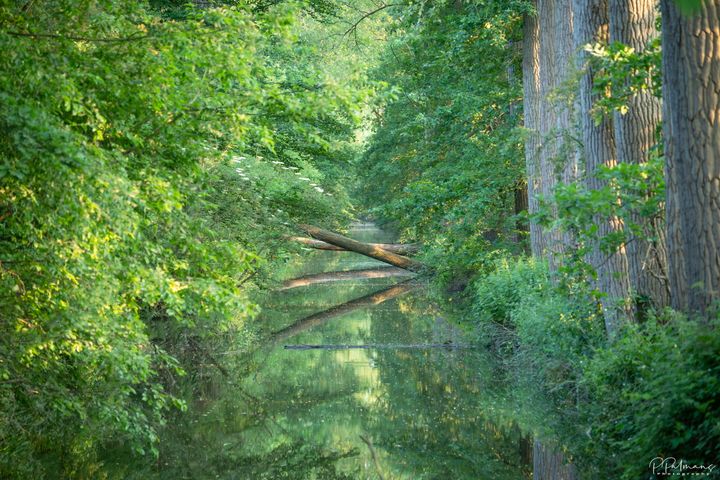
[109,225,533,479]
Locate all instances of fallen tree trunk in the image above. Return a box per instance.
[289,236,420,255]
[298,224,426,272]
[278,266,414,291]
[271,280,416,342]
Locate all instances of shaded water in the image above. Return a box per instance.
[109,225,535,479]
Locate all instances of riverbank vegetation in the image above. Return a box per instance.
[358,1,720,478]
[0,1,377,476]
[2,0,719,478]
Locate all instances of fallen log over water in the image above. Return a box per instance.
[289,236,420,255]
[278,266,414,291]
[271,280,416,342]
[298,224,426,272]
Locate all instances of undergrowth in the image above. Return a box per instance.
[466,257,720,479]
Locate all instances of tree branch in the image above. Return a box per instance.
[344,3,400,36]
[4,30,151,43]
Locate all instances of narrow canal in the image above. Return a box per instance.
[111,224,535,479]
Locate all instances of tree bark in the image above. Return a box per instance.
[609,0,669,310]
[523,4,546,258]
[526,0,577,270]
[538,0,577,187]
[575,0,634,336]
[298,224,426,272]
[515,180,530,247]
[660,0,720,315]
[289,236,419,255]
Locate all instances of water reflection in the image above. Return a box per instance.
[105,225,532,479]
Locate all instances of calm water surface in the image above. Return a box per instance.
[111,225,533,479]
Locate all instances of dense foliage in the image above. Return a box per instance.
[0,1,372,476]
[355,0,530,281]
[2,0,718,477]
[468,260,720,479]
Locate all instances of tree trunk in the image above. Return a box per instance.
[534,0,577,270]
[298,225,426,272]
[289,236,419,255]
[575,0,634,336]
[515,180,530,247]
[660,0,720,315]
[522,4,546,257]
[609,0,669,311]
[540,0,577,186]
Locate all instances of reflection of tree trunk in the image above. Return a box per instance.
[519,434,533,467]
[279,267,415,291]
[290,236,420,255]
[532,440,579,480]
[298,224,426,272]
[359,434,385,480]
[271,281,417,342]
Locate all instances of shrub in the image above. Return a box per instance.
[581,314,720,479]
[470,257,550,325]
[466,257,719,479]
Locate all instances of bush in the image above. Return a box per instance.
[471,257,550,325]
[581,314,720,479]
[466,257,719,479]
[0,2,364,476]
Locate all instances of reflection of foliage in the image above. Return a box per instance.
[100,229,535,479]
[364,299,531,480]
[230,443,359,480]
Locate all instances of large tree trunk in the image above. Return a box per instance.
[540,0,577,187]
[575,0,634,336]
[609,0,669,311]
[660,0,720,315]
[522,4,545,257]
[298,224,426,272]
[528,0,577,270]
